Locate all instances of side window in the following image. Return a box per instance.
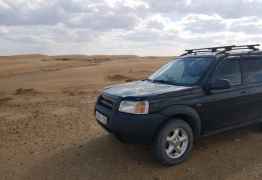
[212,59,242,86]
[243,58,262,84]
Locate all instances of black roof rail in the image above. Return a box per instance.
[182,44,260,56]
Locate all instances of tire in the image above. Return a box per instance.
[153,119,194,166]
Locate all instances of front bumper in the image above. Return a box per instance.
[95,103,166,144]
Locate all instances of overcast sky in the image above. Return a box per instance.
[0,0,262,56]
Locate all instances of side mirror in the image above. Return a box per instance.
[210,79,231,90]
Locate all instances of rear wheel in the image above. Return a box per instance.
[153,119,194,166]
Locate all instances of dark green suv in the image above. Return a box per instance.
[95,44,262,165]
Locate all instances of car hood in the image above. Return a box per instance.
[103,80,192,98]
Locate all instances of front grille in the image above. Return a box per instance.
[98,94,116,109]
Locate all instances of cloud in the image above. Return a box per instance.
[67,12,139,30]
[0,0,262,55]
[145,0,262,18]
[228,16,262,34]
[180,14,226,33]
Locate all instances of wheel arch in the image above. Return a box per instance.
[157,105,202,138]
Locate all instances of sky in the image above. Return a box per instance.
[0,0,262,56]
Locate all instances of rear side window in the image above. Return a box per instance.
[212,59,242,86]
[243,57,262,84]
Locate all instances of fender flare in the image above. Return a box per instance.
[159,105,202,137]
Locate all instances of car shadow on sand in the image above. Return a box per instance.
[26,125,262,180]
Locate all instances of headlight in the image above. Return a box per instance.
[119,100,149,114]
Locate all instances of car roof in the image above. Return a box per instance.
[182,54,217,58]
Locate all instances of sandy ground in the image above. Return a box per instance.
[1,55,262,180]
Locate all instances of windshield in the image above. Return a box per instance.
[148,57,213,86]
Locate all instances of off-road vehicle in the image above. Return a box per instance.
[95,44,262,166]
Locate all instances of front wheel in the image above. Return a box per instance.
[153,119,194,166]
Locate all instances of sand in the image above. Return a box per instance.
[0,55,262,180]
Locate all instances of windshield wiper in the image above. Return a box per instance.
[150,79,176,85]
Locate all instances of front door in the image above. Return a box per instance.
[240,56,262,122]
[200,57,249,133]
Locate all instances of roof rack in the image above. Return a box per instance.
[182,44,260,56]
